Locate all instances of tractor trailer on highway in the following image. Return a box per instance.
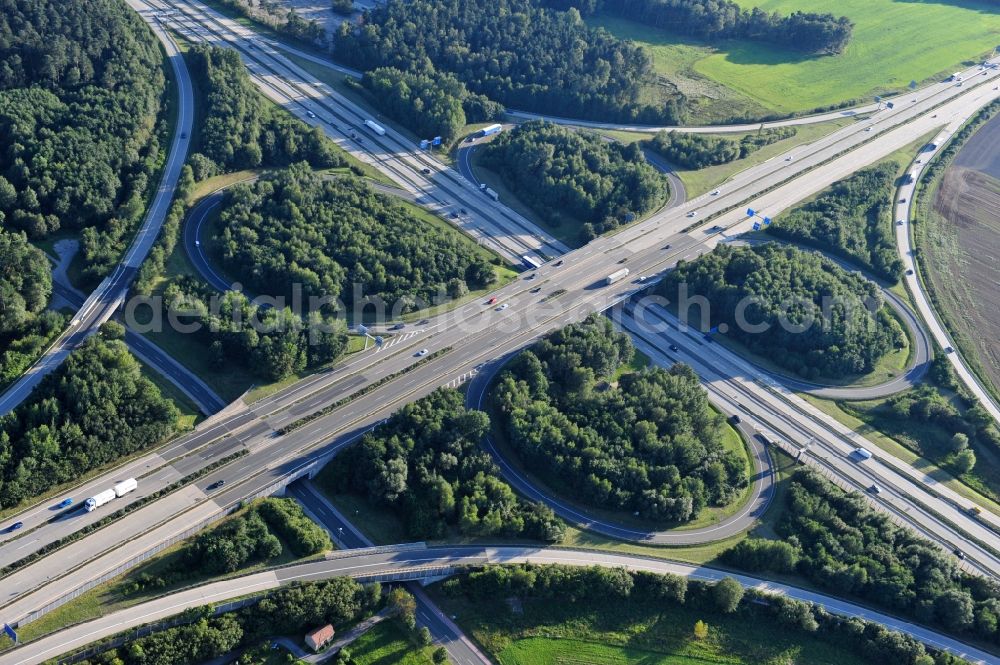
[605,268,630,285]
[364,120,386,136]
[479,123,502,137]
[85,478,138,512]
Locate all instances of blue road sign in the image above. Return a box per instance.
[874,95,882,103]
[752,222,761,231]
[763,217,772,226]
[3,624,16,643]
[886,102,894,109]
[709,326,719,334]
[747,208,755,217]
[432,136,442,146]
[909,80,918,89]
[357,324,369,335]
[419,139,429,149]
[375,336,384,346]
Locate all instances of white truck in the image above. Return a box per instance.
[485,187,499,201]
[85,478,138,512]
[364,119,386,136]
[851,447,873,461]
[605,268,630,285]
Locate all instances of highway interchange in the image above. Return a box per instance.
[0,14,195,417]
[1,0,1000,662]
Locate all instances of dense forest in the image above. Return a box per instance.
[216,164,497,309]
[146,498,330,581]
[187,45,346,179]
[0,0,166,283]
[447,565,959,665]
[360,67,503,142]
[0,336,178,508]
[162,277,349,382]
[0,231,63,387]
[323,388,565,541]
[480,121,669,240]
[724,469,1000,647]
[566,0,854,54]
[80,578,382,665]
[768,163,904,281]
[334,0,682,123]
[492,316,747,522]
[647,127,796,170]
[659,244,904,379]
[124,498,332,597]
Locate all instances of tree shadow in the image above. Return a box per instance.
[892,0,1000,15]
[709,38,830,68]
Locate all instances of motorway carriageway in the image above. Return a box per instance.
[0,10,194,418]
[146,0,568,265]
[1,545,997,665]
[3,70,999,618]
[2,13,999,629]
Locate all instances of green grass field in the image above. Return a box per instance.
[593,0,1000,116]
[431,578,872,665]
[346,621,436,665]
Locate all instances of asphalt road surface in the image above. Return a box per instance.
[288,481,492,665]
[0,11,194,417]
[3,0,999,639]
[51,282,225,415]
[896,119,1000,425]
[3,546,996,665]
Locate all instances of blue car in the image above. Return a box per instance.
[58,498,73,508]
[9,521,23,531]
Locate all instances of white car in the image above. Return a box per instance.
[865,127,872,132]
[686,211,697,218]
[307,112,316,118]
[711,190,720,196]
[496,303,509,311]
[416,348,429,356]
[195,240,201,246]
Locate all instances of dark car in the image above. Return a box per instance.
[669,344,679,352]
[554,260,564,267]
[729,414,742,425]
[953,548,966,560]
[208,480,226,491]
[421,168,431,175]
[530,287,542,293]
[391,323,405,331]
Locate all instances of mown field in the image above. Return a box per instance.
[432,587,872,665]
[592,0,1000,116]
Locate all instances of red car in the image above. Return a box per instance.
[487,296,498,305]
